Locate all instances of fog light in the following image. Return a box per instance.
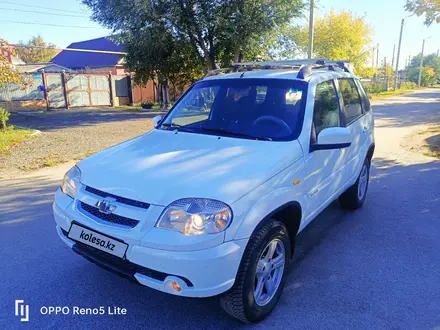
[171,281,181,292]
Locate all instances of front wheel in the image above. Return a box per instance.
[339,158,370,210]
[220,219,291,323]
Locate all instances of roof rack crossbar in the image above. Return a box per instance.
[202,58,351,79]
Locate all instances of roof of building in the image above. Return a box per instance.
[51,37,125,69]
[15,63,72,73]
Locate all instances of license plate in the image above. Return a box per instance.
[68,223,128,258]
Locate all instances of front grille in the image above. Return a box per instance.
[79,201,139,228]
[85,186,150,209]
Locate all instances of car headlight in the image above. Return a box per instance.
[156,198,233,235]
[61,166,82,198]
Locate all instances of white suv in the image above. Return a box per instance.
[53,60,374,323]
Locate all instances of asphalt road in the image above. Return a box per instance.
[1,89,439,329]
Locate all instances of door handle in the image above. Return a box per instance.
[362,126,369,133]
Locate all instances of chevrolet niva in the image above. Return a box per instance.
[53,60,374,323]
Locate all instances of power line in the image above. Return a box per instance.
[0,7,90,18]
[0,0,86,14]
[0,20,108,29]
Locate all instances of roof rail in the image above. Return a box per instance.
[202,58,351,80]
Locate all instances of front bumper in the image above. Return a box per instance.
[53,191,247,298]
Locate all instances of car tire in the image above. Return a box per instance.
[339,157,370,210]
[220,219,291,323]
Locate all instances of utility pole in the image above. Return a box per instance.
[376,43,380,68]
[372,47,376,67]
[307,0,314,59]
[394,19,404,90]
[418,39,426,87]
[391,44,396,72]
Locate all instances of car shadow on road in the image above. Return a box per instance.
[0,176,59,226]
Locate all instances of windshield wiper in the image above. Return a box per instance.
[200,127,272,141]
[162,123,196,133]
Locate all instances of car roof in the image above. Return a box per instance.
[202,69,358,84]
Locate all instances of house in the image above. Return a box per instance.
[51,37,126,74]
[2,48,25,65]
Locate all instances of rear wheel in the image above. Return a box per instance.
[220,219,290,323]
[339,158,370,210]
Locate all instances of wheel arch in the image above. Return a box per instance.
[367,142,375,162]
[246,201,302,258]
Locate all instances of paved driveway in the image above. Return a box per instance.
[1,90,439,329]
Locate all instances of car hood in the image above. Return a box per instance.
[78,129,303,206]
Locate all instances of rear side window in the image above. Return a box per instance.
[313,80,340,135]
[338,79,363,124]
[355,80,371,112]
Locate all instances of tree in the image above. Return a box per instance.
[294,10,373,74]
[356,67,377,79]
[408,66,437,86]
[406,52,440,87]
[121,25,203,103]
[83,0,305,72]
[409,53,440,79]
[405,0,440,26]
[0,38,20,86]
[15,35,57,64]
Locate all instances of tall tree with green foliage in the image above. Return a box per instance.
[407,66,437,86]
[405,0,440,25]
[407,52,440,86]
[15,35,57,64]
[294,10,373,74]
[409,53,440,78]
[83,0,305,77]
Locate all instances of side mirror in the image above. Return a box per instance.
[311,127,352,151]
[153,115,162,128]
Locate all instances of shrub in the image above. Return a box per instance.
[364,81,385,94]
[141,102,154,109]
[400,81,417,90]
[0,107,10,131]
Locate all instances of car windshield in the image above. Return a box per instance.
[159,78,308,141]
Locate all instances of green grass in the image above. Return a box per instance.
[423,150,440,158]
[28,153,66,169]
[0,126,34,154]
[419,126,440,159]
[114,105,142,111]
[369,88,421,100]
[114,102,170,111]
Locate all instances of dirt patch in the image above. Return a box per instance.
[0,110,158,179]
[401,125,440,159]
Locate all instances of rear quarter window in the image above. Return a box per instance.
[355,80,371,112]
[338,78,363,124]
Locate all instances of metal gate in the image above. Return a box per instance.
[66,74,111,107]
[46,74,66,109]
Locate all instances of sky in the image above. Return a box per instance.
[315,0,440,68]
[1,0,440,69]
